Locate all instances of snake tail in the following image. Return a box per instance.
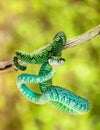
[38,57,90,114]
[44,86,90,114]
[13,57,27,71]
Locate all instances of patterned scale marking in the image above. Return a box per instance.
[13,32,66,70]
[14,32,90,114]
[39,60,90,114]
[17,57,65,104]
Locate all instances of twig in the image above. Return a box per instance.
[0,60,15,73]
[64,24,100,49]
[0,24,100,73]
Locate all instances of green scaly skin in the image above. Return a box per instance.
[13,32,66,71]
[14,32,90,114]
[17,58,90,114]
[17,57,65,104]
[14,57,26,71]
[39,62,90,114]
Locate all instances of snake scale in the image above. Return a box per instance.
[14,32,90,114]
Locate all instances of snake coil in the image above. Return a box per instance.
[14,32,90,114]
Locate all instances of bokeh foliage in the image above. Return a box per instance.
[0,0,100,130]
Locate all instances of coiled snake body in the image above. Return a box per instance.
[14,32,90,114]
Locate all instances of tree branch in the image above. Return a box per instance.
[0,24,100,73]
[64,24,100,49]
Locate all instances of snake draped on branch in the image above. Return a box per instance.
[14,32,90,114]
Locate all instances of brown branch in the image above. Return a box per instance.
[63,24,100,49]
[0,60,14,73]
[0,24,100,73]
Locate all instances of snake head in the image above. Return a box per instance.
[48,57,65,67]
[53,32,66,47]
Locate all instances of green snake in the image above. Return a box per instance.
[14,32,90,114]
[14,32,66,71]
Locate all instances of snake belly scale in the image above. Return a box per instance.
[14,32,90,114]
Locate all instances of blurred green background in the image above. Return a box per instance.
[0,0,100,130]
